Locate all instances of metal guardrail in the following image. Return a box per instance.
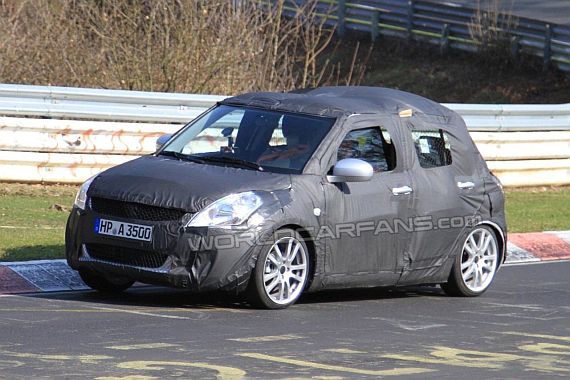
[0,83,225,123]
[447,103,570,131]
[0,84,569,186]
[1,84,568,131]
[277,0,570,73]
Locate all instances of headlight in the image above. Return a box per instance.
[187,192,263,227]
[74,176,96,210]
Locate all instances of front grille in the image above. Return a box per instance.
[90,197,187,221]
[86,244,168,269]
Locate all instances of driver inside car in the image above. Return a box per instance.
[258,115,310,168]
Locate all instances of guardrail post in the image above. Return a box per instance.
[440,23,450,54]
[510,35,520,62]
[543,23,552,72]
[407,0,415,40]
[337,0,346,37]
[371,10,380,42]
[481,11,489,48]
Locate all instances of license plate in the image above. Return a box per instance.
[95,218,153,242]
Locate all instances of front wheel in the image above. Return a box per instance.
[248,229,310,309]
[441,226,500,297]
[79,270,134,294]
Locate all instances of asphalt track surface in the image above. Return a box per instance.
[0,261,569,379]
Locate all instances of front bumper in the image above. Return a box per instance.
[65,206,263,293]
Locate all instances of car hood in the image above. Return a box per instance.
[87,155,292,213]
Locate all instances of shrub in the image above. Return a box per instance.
[0,0,367,94]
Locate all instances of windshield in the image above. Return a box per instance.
[160,105,335,174]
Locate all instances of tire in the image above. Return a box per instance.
[79,270,134,294]
[441,226,500,297]
[248,229,310,309]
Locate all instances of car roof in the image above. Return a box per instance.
[221,86,456,119]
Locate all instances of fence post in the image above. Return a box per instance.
[543,23,552,71]
[440,23,450,54]
[407,0,415,40]
[371,10,380,42]
[337,0,346,37]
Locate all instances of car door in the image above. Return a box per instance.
[321,118,413,287]
[398,123,485,284]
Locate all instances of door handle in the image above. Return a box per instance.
[392,185,413,195]
[457,181,475,190]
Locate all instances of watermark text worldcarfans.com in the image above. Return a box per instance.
[187,214,481,251]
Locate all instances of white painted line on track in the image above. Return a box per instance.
[0,225,63,230]
[503,259,570,267]
[88,306,193,320]
[1,259,68,266]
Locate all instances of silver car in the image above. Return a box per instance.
[66,87,507,309]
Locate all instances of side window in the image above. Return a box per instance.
[337,127,396,172]
[411,129,452,168]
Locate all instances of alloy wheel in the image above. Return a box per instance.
[262,236,308,305]
[460,228,498,292]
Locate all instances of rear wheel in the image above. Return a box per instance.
[248,229,310,309]
[79,270,134,293]
[442,226,499,297]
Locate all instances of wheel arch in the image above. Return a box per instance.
[276,223,318,290]
[476,220,507,267]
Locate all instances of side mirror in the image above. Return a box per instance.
[221,127,234,149]
[221,127,234,137]
[327,158,373,183]
[156,134,173,151]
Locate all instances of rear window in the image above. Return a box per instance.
[411,129,452,168]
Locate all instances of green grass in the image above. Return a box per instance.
[0,184,76,261]
[0,184,568,262]
[505,187,570,233]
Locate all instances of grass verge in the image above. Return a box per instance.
[0,184,76,261]
[0,184,568,261]
[505,187,570,233]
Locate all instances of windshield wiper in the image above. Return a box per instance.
[193,155,264,171]
[158,150,205,164]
